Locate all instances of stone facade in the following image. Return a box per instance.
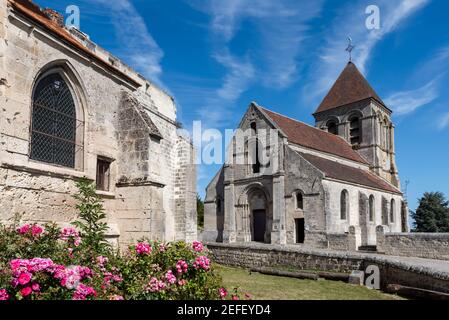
[204,62,407,251]
[314,99,400,188]
[0,0,197,247]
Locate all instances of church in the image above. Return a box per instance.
[203,61,409,251]
[0,0,197,247]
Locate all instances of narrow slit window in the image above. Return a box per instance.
[96,158,111,191]
[296,192,304,210]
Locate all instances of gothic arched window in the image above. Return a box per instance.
[349,116,361,145]
[327,121,338,135]
[296,192,304,210]
[369,195,375,222]
[390,199,395,223]
[340,190,349,220]
[30,73,78,168]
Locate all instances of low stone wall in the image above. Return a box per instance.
[207,242,449,294]
[376,226,449,261]
[303,228,357,251]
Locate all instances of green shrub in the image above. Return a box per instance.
[0,179,243,301]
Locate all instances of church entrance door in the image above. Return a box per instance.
[253,210,266,242]
[295,218,305,243]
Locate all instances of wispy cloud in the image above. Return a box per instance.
[438,112,449,130]
[214,51,255,101]
[89,0,164,84]
[302,0,429,107]
[189,0,323,92]
[385,79,439,115]
[385,45,449,115]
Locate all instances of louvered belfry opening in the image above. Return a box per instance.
[30,73,83,168]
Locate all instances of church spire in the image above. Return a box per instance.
[313,61,387,115]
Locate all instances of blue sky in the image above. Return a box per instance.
[37,0,449,214]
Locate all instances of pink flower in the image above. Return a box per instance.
[17,224,30,234]
[20,287,32,297]
[219,288,228,299]
[96,256,108,267]
[159,243,167,252]
[0,289,9,300]
[10,259,25,271]
[231,295,239,300]
[31,225,43,236]
[165,270,177,285]
[73,284,96,300]
[29,258,54,272]
[193,256,210,271]
[10,279,18,288]
[146,277,166,293]
[31,282,40,292]
[18,272,32,285]
[109,295,124,300]
[135,242,152,255]
[176,260,188,274]
[60,227,81,246]
[192,241,204,252]
[178,279,187,286]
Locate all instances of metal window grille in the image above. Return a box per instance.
[30,73,83,168]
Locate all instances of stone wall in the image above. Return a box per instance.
[0,2,197,247]
[174,135,197,242]
[322,179,404,247]
[377,226,449,261]
[207,242,449,294]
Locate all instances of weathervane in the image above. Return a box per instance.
[346,36,355,62]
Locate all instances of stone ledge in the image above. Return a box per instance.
[385,232,449,238]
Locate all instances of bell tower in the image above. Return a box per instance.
[312,62,400,188]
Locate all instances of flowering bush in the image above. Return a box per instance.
[0,179,248,301]
[118,240,223,300]
[0,224,231,300]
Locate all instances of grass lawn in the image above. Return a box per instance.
[216,265,404,300]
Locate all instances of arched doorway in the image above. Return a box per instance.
[236,185,271,243]
[248,188,269,243]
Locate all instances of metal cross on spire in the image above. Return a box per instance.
[346,36,355,62]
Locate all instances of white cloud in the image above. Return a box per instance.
[385,79,439,115]
[438,112,449,130]
[385,45,449,116]
[214,52,255,101]
[302,0,430,107]
[188,0,323,91]
[89,0,164,83]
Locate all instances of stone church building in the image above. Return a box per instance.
[204,61,409,251]
[0,0,197,247]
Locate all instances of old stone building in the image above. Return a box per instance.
[204,61,408,251]
[0,0,197,247]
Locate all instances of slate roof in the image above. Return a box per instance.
[259,106,368,164]
[299,152,401,194]
[314,62,386,114]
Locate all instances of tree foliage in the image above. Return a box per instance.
[197,194,204,229]
[411,192,449,232]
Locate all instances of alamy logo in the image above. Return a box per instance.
[365,5,381,30]
[65,5,80,29]
[365,265,380,289]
